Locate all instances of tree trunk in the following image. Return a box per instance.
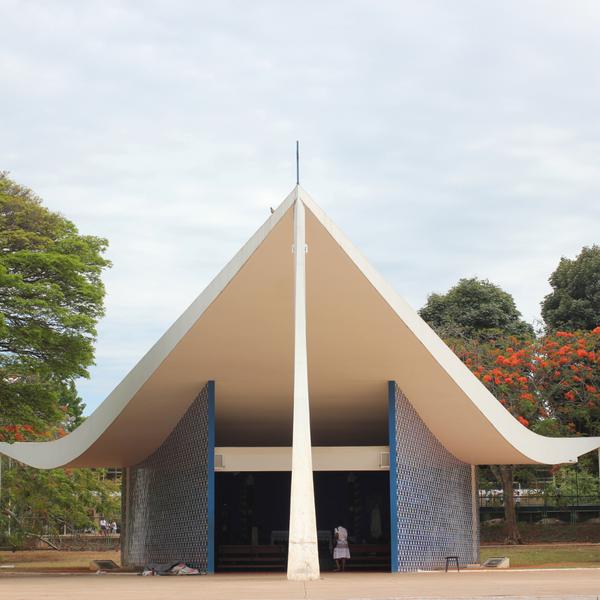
[491,465,522,545]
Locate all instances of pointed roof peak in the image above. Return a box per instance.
[1,185,599,468]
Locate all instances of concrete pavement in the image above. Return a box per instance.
[2,569,600,600]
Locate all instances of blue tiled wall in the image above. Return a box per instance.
[121,383,212,570]
[390,382,479,571]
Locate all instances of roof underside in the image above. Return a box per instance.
[1,187,599,468]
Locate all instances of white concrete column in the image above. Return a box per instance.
[287,189,320,581]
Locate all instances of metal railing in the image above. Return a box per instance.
[479,493,600,524]
[479,493,600,508]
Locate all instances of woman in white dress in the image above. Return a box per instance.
[333,525,350,571]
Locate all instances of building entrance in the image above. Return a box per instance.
[314,471,390,571]
[215,470,390,572]
[215,472,290,571]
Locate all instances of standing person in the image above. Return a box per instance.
[333,524,350,571]
[111,520,118,535]
[99,517,107,536]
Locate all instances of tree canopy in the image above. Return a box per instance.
[420,273,600,543]
[0,463,120,545]
[420,277,535,544]
[419,277,534,341]
[0,173,110,437]
[542,245,600,331]
[0,173,116,545]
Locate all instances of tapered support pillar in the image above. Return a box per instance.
[287,190,320,581]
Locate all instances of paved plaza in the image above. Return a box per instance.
[2,569,600,600]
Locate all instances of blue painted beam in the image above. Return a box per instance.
[388,380,399,573]
[207,380,216,574]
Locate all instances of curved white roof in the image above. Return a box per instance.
[1,186,598,468]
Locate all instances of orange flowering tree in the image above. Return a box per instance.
[447,328,600,542]
[536,327,600,437]
[450,328,600,438]
[422,277,600,543]
[448,335,541,430]
[447,334,541,543]
[420,278,541,543]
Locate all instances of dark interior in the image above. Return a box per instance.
[215,471,390,571]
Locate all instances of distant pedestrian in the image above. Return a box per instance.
[333,525,350,571]
[111,520,118,535]
[99,517,108,536]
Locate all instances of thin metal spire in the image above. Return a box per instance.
[296,140,300,186]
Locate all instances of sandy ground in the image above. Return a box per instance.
[2,569,600,600]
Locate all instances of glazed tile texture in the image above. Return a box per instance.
[392,383,479,571]
[122,384,210,570]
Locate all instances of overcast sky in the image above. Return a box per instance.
[2,1,599,414]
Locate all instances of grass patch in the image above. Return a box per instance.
[480,544,600,567]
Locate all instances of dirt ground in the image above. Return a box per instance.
[2,570,600,600]
[3,545,600,572]
[481,522,600,544]
[0,550,121,571]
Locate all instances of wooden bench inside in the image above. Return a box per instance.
[217,545,287,571]
[345,544,390,571]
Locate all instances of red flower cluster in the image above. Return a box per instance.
[449,328,600,434]
[448,335,537,429]
[0,424,36,442]
[0,423,67,443]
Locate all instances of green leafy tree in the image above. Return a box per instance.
[0,462,120,546]
[0,172,110,434]
[542,245,600,331]
[544,465,599,502]
[420,277,534,341]
[0,173,115,545]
